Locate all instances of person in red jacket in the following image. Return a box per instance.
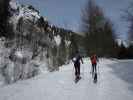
[90,54,98,74]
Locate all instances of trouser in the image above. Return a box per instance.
[92,63,97,73]
[74,63,80,77]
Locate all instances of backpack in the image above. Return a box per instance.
[73,55,81,63]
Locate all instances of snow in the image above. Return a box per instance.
[0,38,45,83]
[54,35,61,46]
[116,39,130,47]
[10,2,40,31]
[15,51,23,58]
[18,5,40,19]
[65,40,71,46]
[0,58,133,100]
[10,0,18,10]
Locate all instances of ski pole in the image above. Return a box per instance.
[72,64,75,80]
[82,64,84,78]
[98,63,100,76]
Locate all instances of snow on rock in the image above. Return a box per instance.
[9,1,40,30]
[18,5,40,20]
[0,38,44,84]
[65,40,71,47]
[116,39,130,47]
[15,51,23,58]
[54,35,61,46]
[10,0,18,10]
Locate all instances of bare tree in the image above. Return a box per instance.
[123,3,133,42]
[81,0,116,57]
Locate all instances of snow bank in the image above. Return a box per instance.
[0,58,133,100]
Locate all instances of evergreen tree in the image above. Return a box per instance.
[127,44,133,59]
[117,42,128,59]
[0,0,13,38]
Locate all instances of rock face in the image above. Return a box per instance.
[0,0,83,84]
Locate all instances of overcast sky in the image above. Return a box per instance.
[17,0,133,40]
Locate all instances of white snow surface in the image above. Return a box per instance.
[0,58,133,100]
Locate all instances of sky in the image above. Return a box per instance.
[17,0,133,40]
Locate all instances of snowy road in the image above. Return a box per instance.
[0,58,133,100]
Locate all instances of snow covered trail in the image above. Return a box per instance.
[0,58,133,100]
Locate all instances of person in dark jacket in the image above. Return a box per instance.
[72,50,83,79]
